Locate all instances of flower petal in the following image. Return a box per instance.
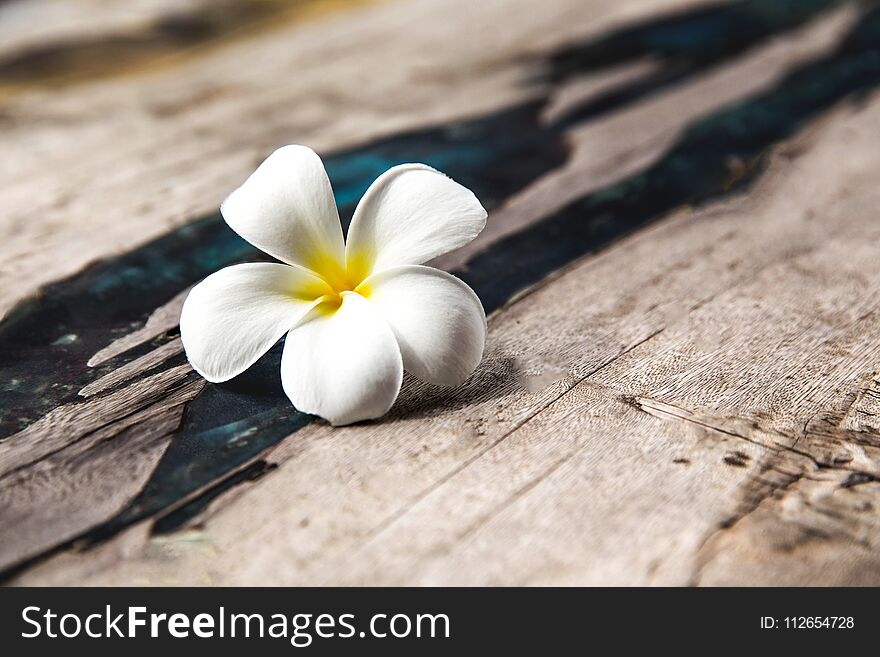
[281,291,403,426]
[345,164,487,280]
[359,265,486,386]
[180,262,331,383]
[221,145,346,278]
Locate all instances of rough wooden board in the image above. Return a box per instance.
[0,368,204,569]
[0,0,388,99]
[2,0,880,586]
[79,338,184,398]
[0,0,680,320]
[12,83,880,585]
[0,404,186,572]
[0,364,197,477]
[0,0,205,63]
[0,0,669,575]
[31,1,852,373]
[439,4,856,272]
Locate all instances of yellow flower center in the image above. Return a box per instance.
[302,248,374,314]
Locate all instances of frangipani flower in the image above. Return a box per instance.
[180,145,488,425]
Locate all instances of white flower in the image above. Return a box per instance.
[179,145,488,426]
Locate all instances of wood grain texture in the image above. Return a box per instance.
[2,0,880,586]
[0,0,675,320]
[14,87,880,586]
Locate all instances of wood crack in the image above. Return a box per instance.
[353,328,667,553]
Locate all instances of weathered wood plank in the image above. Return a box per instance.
[3,0,880,586]
[0,367,203,570]
[0,0,363,89]
[440,3,855,271]
[0,0,674,319]
[13,78,880,585]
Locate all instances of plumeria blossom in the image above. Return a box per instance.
[180,145,488,425]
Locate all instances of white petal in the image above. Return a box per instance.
[360,265,486,386]
[221,145,346,277]
[281,291,403,426]
[180,262,331,383]
[345,164,487,279]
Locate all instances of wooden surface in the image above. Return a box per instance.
[1,0,880,585]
